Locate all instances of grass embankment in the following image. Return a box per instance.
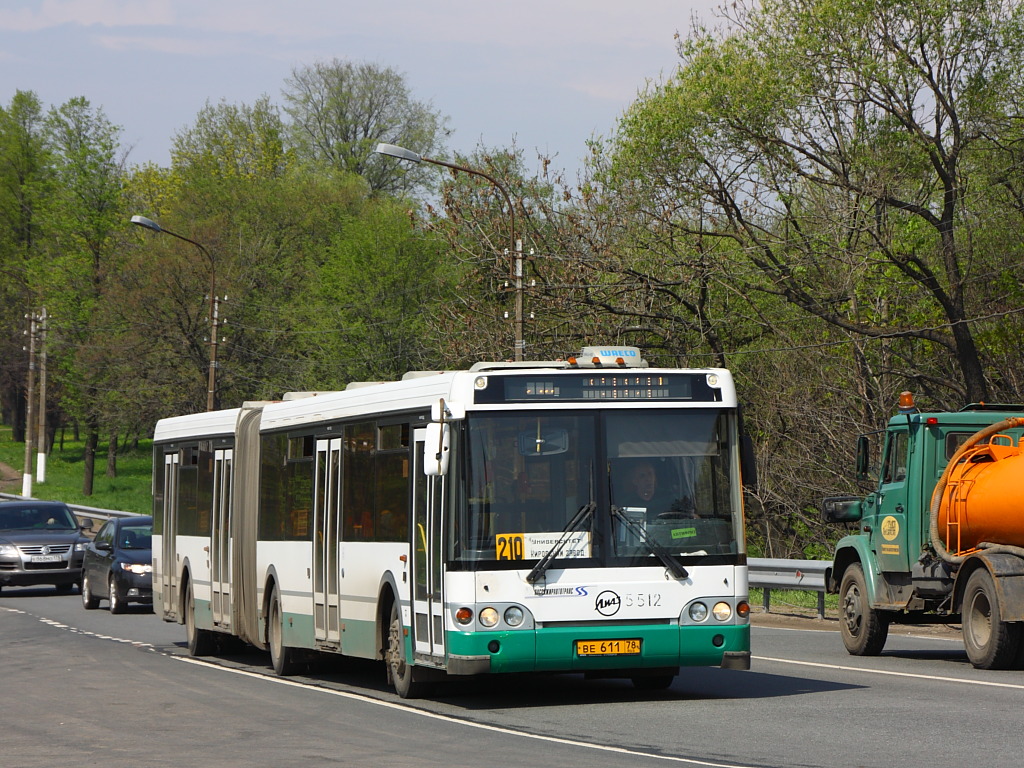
[749,587,839,616]
[0,426,152,515]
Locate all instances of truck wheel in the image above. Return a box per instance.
[839,563,889,656]
[962,569,1022,670]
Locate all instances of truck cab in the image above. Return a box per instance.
[823,394,1024,668]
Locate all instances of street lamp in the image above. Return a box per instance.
[375,142,525,361]
[130,215,220,411]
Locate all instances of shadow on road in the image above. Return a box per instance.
[187,645,863,710]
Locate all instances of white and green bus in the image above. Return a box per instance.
[152,347,753,697]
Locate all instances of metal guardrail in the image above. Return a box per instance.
[5,489,831,613]
[748,558,829,619]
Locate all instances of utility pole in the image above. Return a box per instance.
[21,313,37,498]
[36,308,48,483]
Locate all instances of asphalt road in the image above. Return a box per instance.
[3,586,1022,768]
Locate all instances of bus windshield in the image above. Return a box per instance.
[457,409,741,564]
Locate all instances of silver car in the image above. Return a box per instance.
[0,500,92,594]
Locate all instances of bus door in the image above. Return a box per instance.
[161,452,179,619]
[314,438,342,645]
[412,429,445,661]
[210,448,233,627]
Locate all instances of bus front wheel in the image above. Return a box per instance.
[386,601,428,699]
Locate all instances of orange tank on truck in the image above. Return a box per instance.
[822,397,1024,671]
[935,426,1024,555]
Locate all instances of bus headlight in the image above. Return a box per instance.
[712,602,732,621]
[504,606,525,627]
[479,607,499,627]
[688,602,709,622]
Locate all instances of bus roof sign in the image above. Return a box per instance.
[574,346,646,368]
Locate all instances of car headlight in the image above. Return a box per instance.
[120,562,153,575]
[0,542,17,556]
[75,542,87,552]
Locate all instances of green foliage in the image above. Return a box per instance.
[0,426,151,515]
[4,21,1024,561]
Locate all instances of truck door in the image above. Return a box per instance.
[874,428,910,573]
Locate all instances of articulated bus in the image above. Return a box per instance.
[152,347,753,697]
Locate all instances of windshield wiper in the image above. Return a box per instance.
[611,506,689,580]
[525,502,596,584]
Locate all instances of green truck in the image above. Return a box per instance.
[822,393,1024,669]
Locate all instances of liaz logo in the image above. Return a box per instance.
[595,590,621,616]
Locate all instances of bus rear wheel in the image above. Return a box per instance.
[962,569,1022,670]
[386,601,429,699]
[185,583,216,656]
[269,586,302,675]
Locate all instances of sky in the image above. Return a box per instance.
[0,0,726,179]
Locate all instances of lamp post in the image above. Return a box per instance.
[374,142,525,361]
[130,215,219,411]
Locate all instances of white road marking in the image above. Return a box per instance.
[754,655,1024,690]
[7,605,757,768]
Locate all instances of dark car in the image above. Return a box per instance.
[0,500,92,594]
[81,515,153,613]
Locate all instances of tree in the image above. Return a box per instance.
[282,59,449,195]
[0,91,49,439]
[300,197,449,385]
[609,0,1024,406]
[34,97,127,495]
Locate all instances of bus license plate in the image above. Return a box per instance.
[576,639,641,656]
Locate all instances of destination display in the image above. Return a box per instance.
[474,373,720,403]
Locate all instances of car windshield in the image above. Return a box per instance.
[0,504,79,532]
[118,524,153,549]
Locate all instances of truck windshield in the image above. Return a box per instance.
[454,409,741,565]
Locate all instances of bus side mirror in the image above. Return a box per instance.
[424,422,450,476]
[856,435,870,480]
[740,434,758,492]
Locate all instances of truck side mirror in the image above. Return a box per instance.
[855,435,870,480]
[822,495,863,523]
